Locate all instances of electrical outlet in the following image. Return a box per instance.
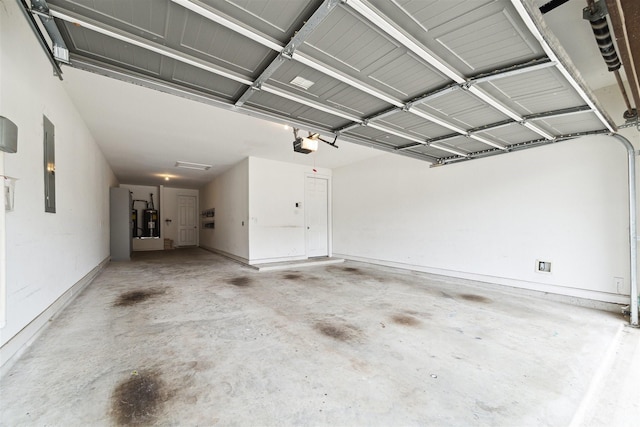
[614,277,627,293]
[536,260,552,273]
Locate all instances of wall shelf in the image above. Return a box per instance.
[202,208,215,230]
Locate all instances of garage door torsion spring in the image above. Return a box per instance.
[588,17,620,72]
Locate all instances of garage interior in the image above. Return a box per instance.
[1,0,639,425]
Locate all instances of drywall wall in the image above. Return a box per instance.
[199,159,249,261]
[0,0,116,361]
[162,187,199,247]
[333,134,632,303]
[248,157,331,263]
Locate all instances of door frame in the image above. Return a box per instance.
[177,194,199,247]
[304,173,332,258]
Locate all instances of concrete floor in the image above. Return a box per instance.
[1,248,638,426]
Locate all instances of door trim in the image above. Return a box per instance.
[304,173,332,258]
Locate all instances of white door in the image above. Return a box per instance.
[178,195,197,246]
[305,176,329,257]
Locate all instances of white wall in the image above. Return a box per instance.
[333,135,633,303]
[162,187,199,246]
[248,157,331,263]
[0,0,116,359]
[199,159,249,261]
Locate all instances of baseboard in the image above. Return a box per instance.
[251,258,345,272]
[200,246,250,266]
[334,253,628,312]
[0,257,109,378]
[248,255,307,266]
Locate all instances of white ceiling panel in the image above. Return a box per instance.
[414,90,508,129]
[268,61,388,117]
[55,0,171,38]
[65,24,164,76]
[406,144,464,159]
[346,126,416,148]
[475,123,541,145]
[172,62,245,101]
[476,67,586,115]
[36,0,616,172]
[446,135,492,152]
[305,6,399,73]
[247,91,351,129]
[433,6,540,73]
[199,0,322,42]
[377,112,452,139]
[181,12,274,75]
[533,112,609,135]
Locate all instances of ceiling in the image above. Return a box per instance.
[24,0,633,188]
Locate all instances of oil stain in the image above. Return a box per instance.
[229,276,251,287]
[114,289,165,307]
[315,322,359,342]
[111,370,167,425]
[283,273,302,280]
[476,400,506,413]
[459,294,492,303]
[342,267,362,274]
[391,314,421,326]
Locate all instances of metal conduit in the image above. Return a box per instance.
[612,133,638,327]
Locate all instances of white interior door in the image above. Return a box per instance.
[178,195,197,246]
[305,176,329,257]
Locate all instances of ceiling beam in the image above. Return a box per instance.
[395,106,593,151]
[171,1,406,109]
[260,85,362,122]
[49,7,253,86]
[170,0,566,149]
[336,58,558,152]
[437,129,610,166]
[170,0,282,51]
[429,143,470,157]
[468,58,556,84]
[345,0,464,83]
[292,52,404,107]
[234,0,340,107]
[510,0,616,132]
[67,55,335,136]
[344,0,559,141]
[66,54,412,161]
[49,5,363,127]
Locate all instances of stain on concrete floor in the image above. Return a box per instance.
[111,370,167,426]
[114,289,165,307]
[315,322,361,342]
[459,294,492,303]
[283,273,303,280]
[228,276,252,287]
[391,314,421,326]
